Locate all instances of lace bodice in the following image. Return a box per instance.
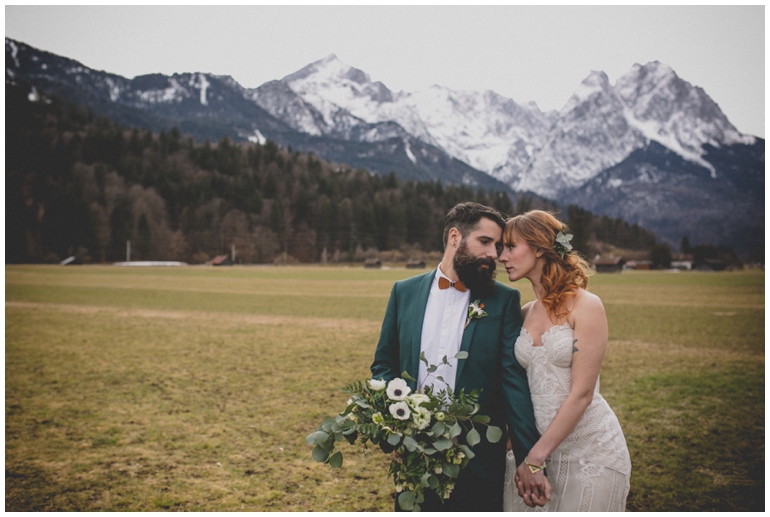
[515,323,631,475]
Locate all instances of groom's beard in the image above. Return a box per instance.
[453,241,497,299]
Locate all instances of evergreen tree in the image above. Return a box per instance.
[650,243,672,269]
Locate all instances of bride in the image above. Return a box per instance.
[499,210,631,512]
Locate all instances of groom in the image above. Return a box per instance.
[371,202,547,511]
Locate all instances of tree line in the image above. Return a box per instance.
[6,83,659,265]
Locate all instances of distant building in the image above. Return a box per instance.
[671,253,694,270]
[593,256,625,273]
[624,260,652,270]
[364,258,382,269]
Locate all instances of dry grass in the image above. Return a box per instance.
[5,265,765,511]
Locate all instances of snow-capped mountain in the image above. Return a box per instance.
[5,38,763,253]
[509,62,755,198]
[5,38,512,192]
[274,54,556,177]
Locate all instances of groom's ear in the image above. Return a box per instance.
[447,227,462,249]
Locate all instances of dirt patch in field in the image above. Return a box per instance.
[5,301,381,332]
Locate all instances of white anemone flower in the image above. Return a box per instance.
[389,401,411,420]
[386,378,411,401]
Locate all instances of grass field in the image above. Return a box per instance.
[5,265,765,511]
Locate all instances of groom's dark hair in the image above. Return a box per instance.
[442,202,506,249]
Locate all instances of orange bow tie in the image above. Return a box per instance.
[438,277,467,292]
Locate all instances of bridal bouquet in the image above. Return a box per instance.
[307,352,502,511]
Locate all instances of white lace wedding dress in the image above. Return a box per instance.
[504,323,631,512]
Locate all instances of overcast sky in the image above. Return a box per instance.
[5,5,765,137]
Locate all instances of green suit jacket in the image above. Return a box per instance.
[371,269,539,486]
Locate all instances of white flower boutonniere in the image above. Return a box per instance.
[465,299,488,329]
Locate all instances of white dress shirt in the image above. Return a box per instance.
[417,265,470,393]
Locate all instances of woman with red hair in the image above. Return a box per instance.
[499,210,631,512]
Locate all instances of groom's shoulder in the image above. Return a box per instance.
[395,270,433,290]
[492,281,520,301]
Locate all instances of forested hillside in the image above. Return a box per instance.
[6,83,657,264]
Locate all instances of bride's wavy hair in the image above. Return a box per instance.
[505,210,592,321]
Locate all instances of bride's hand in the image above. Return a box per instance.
[515,462,552,507]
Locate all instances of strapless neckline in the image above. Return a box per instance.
[520,322,572,347]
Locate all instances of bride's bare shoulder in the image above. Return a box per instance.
[572,288,606,318]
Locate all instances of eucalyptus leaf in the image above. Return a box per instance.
[471,414,490,424]
[312,445,330,463]
[486,425,503,443]
[306,430,329,446]
[329,451,343,468]
[420,472,432,488]
[454,351,469,360]
[467,427,481,447]
[320,417,335,432]
[432,438,453,451]
[459,444,475,460]
[419,351,429,366]
[403,435,420,452]
[431,422,446,437]
[398,491,415,511]
[441,355,448,365]
[448,422,462,439]
[427,365,438,373]
[401,370,417,382]
[435,376,445,383]
[387,432,402,446]
[442,462,460,478]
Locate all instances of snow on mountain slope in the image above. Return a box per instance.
[509,62,756,197]
[511,71,646,197]
[280,54,554,176]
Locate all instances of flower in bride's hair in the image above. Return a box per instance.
[389,401,411,420]
[554,226,574,259]
[368,378,387,391]
[386,378,411,401]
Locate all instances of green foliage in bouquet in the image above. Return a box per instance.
[307,352,502,511]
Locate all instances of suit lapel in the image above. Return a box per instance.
[455,291,497,385]
[455,306,475,384]
[410,270,434,383]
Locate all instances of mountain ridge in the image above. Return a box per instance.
[5,37,763,255]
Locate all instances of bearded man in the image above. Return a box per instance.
[371,201,549,511]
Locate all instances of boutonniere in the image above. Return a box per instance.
[465,299,488,329]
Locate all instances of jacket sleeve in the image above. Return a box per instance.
[499,288,540,466]
[370,282,401,383]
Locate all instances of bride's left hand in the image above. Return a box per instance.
[515,463,551,507]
